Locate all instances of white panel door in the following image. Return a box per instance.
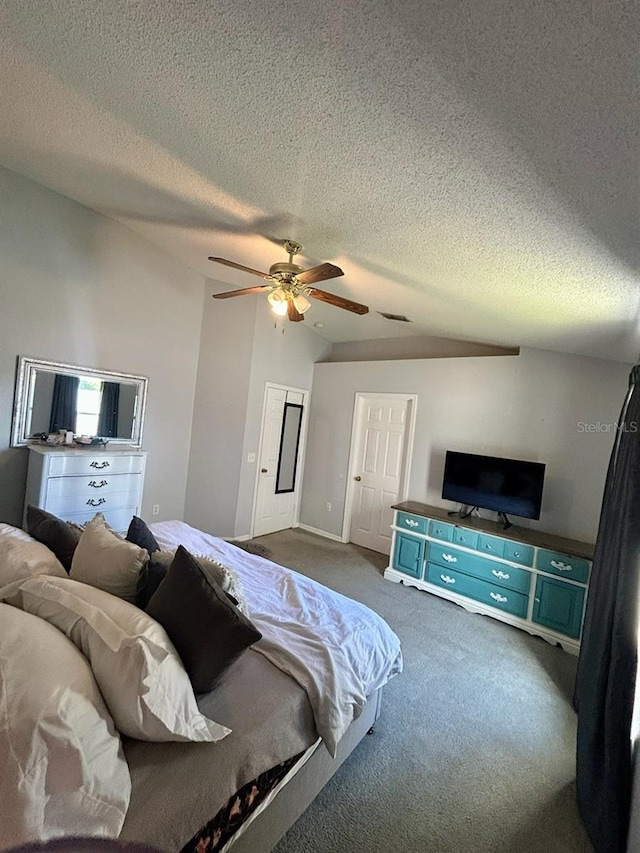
[349,397,409,554]
[253,385,306,537]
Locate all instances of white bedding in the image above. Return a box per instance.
[151,521,403,755]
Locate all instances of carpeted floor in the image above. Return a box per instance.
[248,527,593,853]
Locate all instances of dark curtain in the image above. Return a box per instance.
[574,364,640,852]
[48,374,79,433]
[98,382,120,437]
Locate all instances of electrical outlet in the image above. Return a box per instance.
[152,504,160,516]
[326,502,332,512]
[247,452,256,463]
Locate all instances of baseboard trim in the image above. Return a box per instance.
[228,534,251,542]
[297,523,345,543]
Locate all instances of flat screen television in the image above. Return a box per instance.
[442,451,545,521]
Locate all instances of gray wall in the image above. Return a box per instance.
[300,347,631,543]
[185,292,331,538]
[184,291,256,536]
[0,166,205,525]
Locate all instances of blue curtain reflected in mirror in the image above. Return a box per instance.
[48,374,79,433]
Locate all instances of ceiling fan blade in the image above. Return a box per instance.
[309,289,369,315]
[208,257,271,279]
[295,263,344,285]
[212,285,272,299]
[287,299,304,322]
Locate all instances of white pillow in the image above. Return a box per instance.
[70,512,148,603]
[0,603,130,847]
[0,522,36,542]
[0,527,66,588]
[2,576,230,743]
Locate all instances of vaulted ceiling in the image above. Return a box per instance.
[0,0,637,361]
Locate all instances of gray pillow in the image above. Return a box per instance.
[146,546,262,693]
[26,505,81,572]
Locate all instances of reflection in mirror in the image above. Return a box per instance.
[11,356,148,447]
[275,403,303,494]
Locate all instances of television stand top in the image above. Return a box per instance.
[392,501,594,560]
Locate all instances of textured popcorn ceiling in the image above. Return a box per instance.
[0,0,638,361]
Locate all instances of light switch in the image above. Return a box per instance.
[247,453,256,463]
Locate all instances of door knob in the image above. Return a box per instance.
[354,475,361,481]
[261,468,268,473]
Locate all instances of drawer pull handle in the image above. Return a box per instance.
[405,519,419,528]
[513,551,520,558]
[490,592,508,603]
[484,544,493,550]
[88,479,108,488]
[492,569,510,580]
[551,560,573,572]
[89,461,110,469]
[442,553,457,563]
[440,574,456,585]
[86,497,106,507]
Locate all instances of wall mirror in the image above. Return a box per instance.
[275,403,304,494]
[11,356,148,447]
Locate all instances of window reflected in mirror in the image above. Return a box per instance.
[12,356,148,447]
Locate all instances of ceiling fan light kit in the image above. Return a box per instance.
[209,240,369,323]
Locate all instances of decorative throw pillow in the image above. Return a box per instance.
[135,557,167,610]
[70,513,148,603]
[126,515,160,554]
[0,522,35,543]
[1,576,230,743]
[146,545,262,693]
[0,526,66,587]
[143,549,248,614]
[26,505,82,572]
[0,603,130,845]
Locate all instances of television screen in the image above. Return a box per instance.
[442,451,545,520]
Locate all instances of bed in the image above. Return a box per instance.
[0,518,402,853]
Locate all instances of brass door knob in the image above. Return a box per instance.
[261,468,268,473]
[354,475,361,481]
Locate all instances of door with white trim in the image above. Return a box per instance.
[253,385,307,537]
[347,395,415,554]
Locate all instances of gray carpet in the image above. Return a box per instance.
[247,527,593,853]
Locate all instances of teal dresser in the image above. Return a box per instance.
[385,502,593,654]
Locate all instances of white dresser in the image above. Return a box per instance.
[25,445,147,533]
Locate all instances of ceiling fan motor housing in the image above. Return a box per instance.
[269,262,304,279]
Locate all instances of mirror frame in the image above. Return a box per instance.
[11,356,148,448]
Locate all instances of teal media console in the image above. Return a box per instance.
[385,502,594,654]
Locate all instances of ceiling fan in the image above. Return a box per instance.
[209,240,369,322]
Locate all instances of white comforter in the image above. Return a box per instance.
[150,521,403,755]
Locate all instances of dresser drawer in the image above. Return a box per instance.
[425,563,528,618]
[452,528,479,549]
[428,519,455,542]
[535,549,590,584]
[503,541,534,567]
[428,544,531,593]
[46,485,141,517]
[396,512,427,535]
[477,533,506,558]
[48,454,145,477]
[61,506,138,534]
[46,473,141,500]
